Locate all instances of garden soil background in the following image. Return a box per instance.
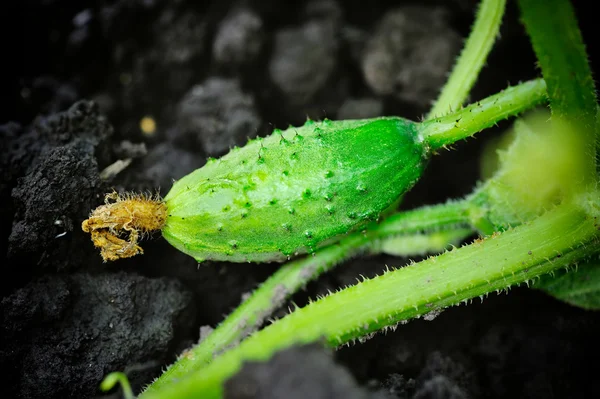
[2,0,599,398]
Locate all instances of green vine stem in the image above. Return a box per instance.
[100,372,134,399]
[140,192,600,399]
[370,200,472,239]
[372,228,473,257]
[145,62,550,399]
[428,0,507,118]
[144,200,478,393]
[139,2,598,398]
[519,0,597,181]
[420,79,547,151]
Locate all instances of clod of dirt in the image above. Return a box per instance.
[9,145,98,259]
[224,344,386,399]
[380,374,415,399]
[0,272,195,399]
[101,3,208,125]
[0,122,29,184]
[413,376,466,399]
[0,122,28,263]
[7,101,112,274]
[303,0,343,22]
[268,20,339,106]
[414,352,472,399]
[361,6,461,107]
[213,7,264,68]
[173,77,261,155]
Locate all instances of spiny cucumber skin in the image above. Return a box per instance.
[162,117,427,263]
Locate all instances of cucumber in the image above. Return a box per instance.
[162,117,427,263]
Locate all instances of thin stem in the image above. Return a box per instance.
[367,200,476,255]
[372,228,473,257]
[139,194,600,399]
[428,0,507,118]
[143,200,476,394]
[419,79,547,151]
[519,0,597,181]
[100,372,134,399]
[147,233,369,393]
[149,76,550,389]
[372,200,473,238]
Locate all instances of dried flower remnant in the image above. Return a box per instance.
[82,191,167,261]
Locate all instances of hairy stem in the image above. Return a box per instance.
[143,200,476,393]
[100,372,134,399]
[428,0,507,118]
[372,228,473,257]
[371,200,473,239]
[140,193,600,399]
[420,79,547,151]
[519,0,597,181]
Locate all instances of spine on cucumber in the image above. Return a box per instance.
[162,117,428,263]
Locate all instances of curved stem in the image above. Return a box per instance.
[371,200,473,239]
[100,372,134,399]
[519,0,597,181]
[428,0,507,118]
[372,228,473,257]
[140,195,600,399]
[420,79,547,151]
[142,200,476,394]
[151,76,549,387]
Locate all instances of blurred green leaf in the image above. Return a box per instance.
[535,260,600,310]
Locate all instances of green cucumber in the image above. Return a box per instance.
[162,117,427,263]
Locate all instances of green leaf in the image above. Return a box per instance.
[535,260,600,310]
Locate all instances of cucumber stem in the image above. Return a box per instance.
[428,0,507,118]
[419,79,547,151]
[519,0,597,182]
[100,372,134,399]
[140,193,600,399]
[143,200,477,394]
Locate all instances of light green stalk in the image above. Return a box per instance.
[140,192,600,399]
[519,0,597,181]
[428,0,506,118]
[128,1,599,397]
[144,200,476,393]
[143,22,549,395]
[420,79,547,151]
[101,372,134,399]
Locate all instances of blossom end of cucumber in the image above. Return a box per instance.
[82,191,167,262]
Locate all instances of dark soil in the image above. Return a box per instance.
[2,1,599,398]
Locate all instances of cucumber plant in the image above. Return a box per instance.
[93,0,600,397]
[83,81,545,263]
